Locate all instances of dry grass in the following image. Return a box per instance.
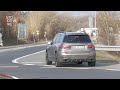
[96,51,120,63]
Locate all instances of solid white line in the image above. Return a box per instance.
[105,69,120,71]
[43,65,55,67]
[21,62,45,63]
[42,65,92,69]
[12,50,46,64]
[10,76,19,79]
[23,64,35,65]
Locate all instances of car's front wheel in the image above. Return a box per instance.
[46,52,52,65]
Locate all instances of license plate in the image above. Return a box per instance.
[72,46,84,49]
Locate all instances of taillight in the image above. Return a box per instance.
[87,44,95,48]
[59,45,71,49]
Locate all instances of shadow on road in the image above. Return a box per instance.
[51,60,119,67]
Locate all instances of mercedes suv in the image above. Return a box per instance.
[46,32,96,67]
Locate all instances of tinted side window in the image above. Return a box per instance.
[63,35,91,43]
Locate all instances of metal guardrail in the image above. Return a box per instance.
[95,45,120,51]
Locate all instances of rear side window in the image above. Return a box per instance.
[53,34,59,43]
[63,35,91,43]
[53,34,62,44]
[56,34,62,43]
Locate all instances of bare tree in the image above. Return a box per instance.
[97,11,120,45]
[26,11,90,41]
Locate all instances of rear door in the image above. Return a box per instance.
[52,34,63,61]
[48,34,59,60]
[49,34,63,61]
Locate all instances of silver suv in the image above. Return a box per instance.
[46,32,96,67]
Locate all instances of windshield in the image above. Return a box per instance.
[63,35,91,43]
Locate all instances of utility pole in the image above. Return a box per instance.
[95,11,98,44]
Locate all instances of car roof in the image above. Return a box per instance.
[58,31,88,36]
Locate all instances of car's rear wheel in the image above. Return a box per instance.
[55,53,62,67]
[88,62,96,67]
[46,52,52,65]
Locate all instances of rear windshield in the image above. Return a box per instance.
[63,35,91,43]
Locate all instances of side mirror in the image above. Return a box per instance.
[48,41,53,45]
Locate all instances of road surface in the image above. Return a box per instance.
[0,44,120,79]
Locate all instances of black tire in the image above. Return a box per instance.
[77,62,83,64]
[88,62,96,67]
[46,52,52,65]
[55,53,62,67]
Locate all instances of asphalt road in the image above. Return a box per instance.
[0,44,120,79]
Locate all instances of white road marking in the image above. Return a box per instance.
[12,50,45,64]
[105,69,120,71]
[11,48,120,72]
[41,65,120,71]
[43,65,55,67]
[21,62,45,63]
[10,76,19,79]
[0,73,19,79]
[23,64,35,65]
[42,65,94,69]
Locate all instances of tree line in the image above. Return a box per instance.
[0,11,120,45]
